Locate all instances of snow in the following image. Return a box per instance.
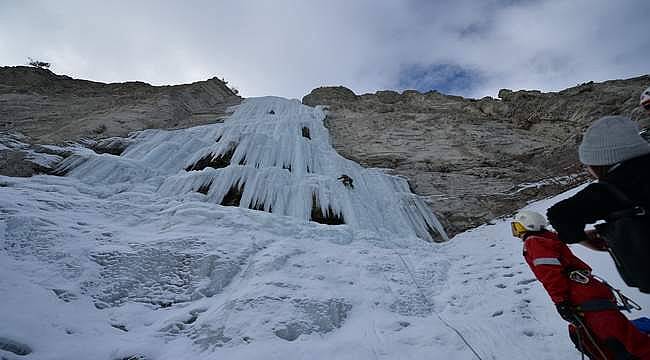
[439,185,650,360]
[1,97,648,359]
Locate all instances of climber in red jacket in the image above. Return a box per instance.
[512,210,650,359]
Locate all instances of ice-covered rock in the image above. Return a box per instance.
[0,132,66,176]
[57,97,447,242]
[304,75,650,235]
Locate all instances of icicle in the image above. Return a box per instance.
[63,96,449,242]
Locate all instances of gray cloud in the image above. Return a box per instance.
[1,0,647,99]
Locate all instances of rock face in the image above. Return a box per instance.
[303,76,650,234]
[0,66,241,177]
[0,132,70,177]
[2,65,649,236]
[0,66,241,144]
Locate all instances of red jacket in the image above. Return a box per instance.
[523,230,613,305]
[524,231,650,359]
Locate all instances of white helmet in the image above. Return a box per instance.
[640,86,650,109]
[512,211,547,237]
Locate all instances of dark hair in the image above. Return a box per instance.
[587,165,612,179]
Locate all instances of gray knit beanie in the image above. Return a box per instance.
[579,115,650,165]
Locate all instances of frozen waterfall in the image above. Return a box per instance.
[56,97,448,242]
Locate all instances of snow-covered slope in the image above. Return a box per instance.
[1,97,647,360]
[438,186,650,360]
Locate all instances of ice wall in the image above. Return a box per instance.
[57,97,448,241]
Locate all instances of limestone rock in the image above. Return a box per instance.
[0,66,241,145]
[302,86,358,107]
[375,90,401,104]
[0,132,66,177]
[306,75,650,235]
[91,137,134,156]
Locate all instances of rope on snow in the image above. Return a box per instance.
[394,251,485,360]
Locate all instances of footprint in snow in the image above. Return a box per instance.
[516,278,537,285]
[185,308,207,325]
[0,337,32,356]
[112,324,128,332]
[495,284,507,289]
[52,288,78,302]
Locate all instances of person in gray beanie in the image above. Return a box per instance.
[547,115,650,292]
[579,115,650,170]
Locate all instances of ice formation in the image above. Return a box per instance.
[57,97,448,242]
[3,97,648,358]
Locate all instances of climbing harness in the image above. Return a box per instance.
[565,271,643,359]
[565,271,642,313]
[570,276,643,359]
[592,275,642,312]
[577,299,618,313]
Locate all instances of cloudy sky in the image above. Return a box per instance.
[1,0,648,99]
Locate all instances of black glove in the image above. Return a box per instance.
[556,301,578,324]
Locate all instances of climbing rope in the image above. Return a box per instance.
[573,316,608,360]
[574,325,585,360]
[395,252,485,360]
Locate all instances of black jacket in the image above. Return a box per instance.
[547,154,650,244]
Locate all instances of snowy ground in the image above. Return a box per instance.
[438,186,650,360]
[1,98,648,360]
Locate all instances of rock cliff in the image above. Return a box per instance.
[0,66,241,144]
[0,66,241,177]
[303,76,650,234]
[1,65,648,235]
